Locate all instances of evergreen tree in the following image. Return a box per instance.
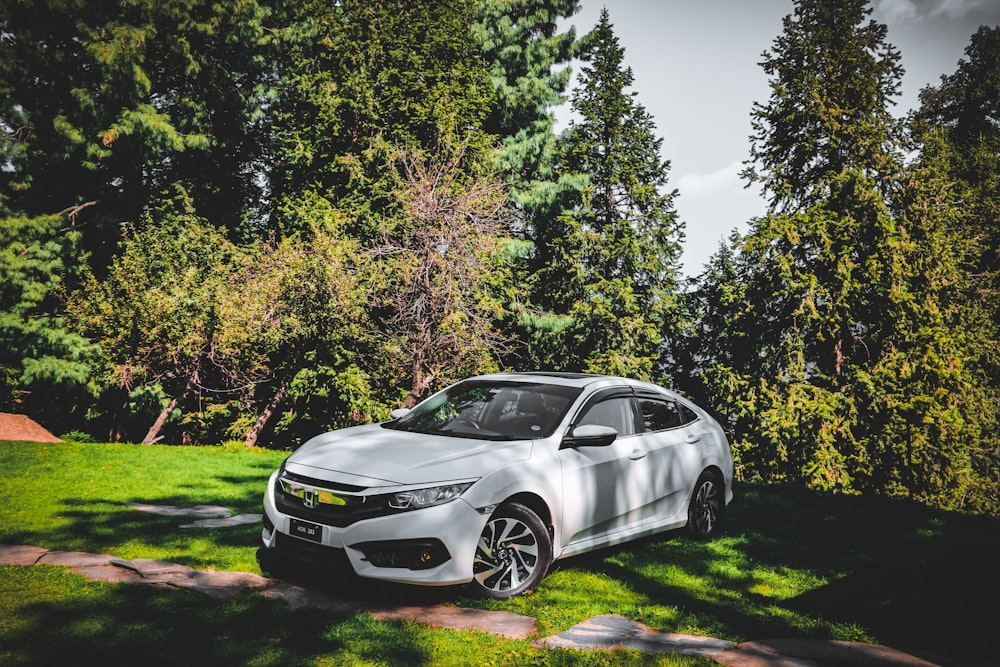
[0,209,97,430]
[708,0,997,513]
[268,0,495,241]
[902,26,1000,513]
[536,8,683,378]
[718,0,907,489]
[474,0,587,367]
[475,0,583,219]
[674,240,752,415]
[743,0,904,213]
[0,0,273,265]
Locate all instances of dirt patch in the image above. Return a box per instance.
[0,412,61,442]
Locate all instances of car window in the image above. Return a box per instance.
[384,380,582,440]
[636,397,681,431]
[678,402,699,425]
[576,396,636,436]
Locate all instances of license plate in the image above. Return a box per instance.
[289,518,323,543]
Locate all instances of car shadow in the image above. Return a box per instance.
[255,547,464,607]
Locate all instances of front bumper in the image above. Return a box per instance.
[261,470,488,586]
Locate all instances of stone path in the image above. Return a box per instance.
[0,502,962,666]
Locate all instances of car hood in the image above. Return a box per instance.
[284,423,533,487]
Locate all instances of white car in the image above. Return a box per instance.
[260,372,735,599]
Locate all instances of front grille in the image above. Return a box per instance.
[275,472,404,527]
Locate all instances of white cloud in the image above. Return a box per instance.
[676,161,746,198]
[874,0,992,24]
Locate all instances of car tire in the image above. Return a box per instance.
[468,502,552,600]
[687,471,723,539]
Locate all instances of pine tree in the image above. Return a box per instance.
[535,8,683,379]
[0,0,273,263]
[720,0,907,490]
[899,26,1000,513]
[743,0,904,213]
[711,0,997,513]
[0,209,97,429]
[475,0,583,218]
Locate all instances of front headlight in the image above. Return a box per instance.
[388,482,475,510]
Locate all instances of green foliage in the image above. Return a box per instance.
[530,9,683,378]
[0,211,97,423]
[0,0,274,250]
[270,0,496,241]
[475,0,582,208]
[70,185,241,443]
[0,0,994,518]
[687,0,999,515]
[743,0,905,212]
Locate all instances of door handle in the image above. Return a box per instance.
[686,432,701,444]
[629,449,648,460]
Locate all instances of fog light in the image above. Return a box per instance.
[352,539,451,570]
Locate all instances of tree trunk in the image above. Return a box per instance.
[142,397,178,444]
[244,381,289,448]
[403,351,434,408]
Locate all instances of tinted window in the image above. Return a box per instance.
[384,380,582,440]
[678,402,699,425]
[576,397,636,436]
[636,398,681,431]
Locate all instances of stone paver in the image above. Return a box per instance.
[0,542,963,665]
[534,614,733,656]
[713,639,946,667]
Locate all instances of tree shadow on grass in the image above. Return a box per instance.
[550,482,999,664]
[2,564,430,667]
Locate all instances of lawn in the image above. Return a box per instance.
[1,439,997,666]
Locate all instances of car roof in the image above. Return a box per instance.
[468,371,668,394]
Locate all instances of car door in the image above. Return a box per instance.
[633,391,705,525]
[557,388,658,547]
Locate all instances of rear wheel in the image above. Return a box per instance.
[468,502,551,599]
[687,471,723,539]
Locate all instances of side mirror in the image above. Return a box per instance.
[564,424,617,448]
[390,408,411,420]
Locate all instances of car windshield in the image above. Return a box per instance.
[383,380,583,440]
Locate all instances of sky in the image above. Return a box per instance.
[553,0,1000,278]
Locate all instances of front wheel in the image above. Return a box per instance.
[687,471,723,539]
[468,502,551,599]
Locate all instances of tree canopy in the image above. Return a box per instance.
[0,0,996,516]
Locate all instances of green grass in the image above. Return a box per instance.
[2,439,998,666]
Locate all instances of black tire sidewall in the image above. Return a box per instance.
[687,472,721,539]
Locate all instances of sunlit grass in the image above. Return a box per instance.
[2,439,999,665]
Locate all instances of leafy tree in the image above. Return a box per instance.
[0,208,97,429]
[372,142,516,407]
[71,187,239,444]
[267,0,495,241]
[217,196,373,447]
[712,0,906,488]
[534,8,683,378]
[0,0,273,265]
